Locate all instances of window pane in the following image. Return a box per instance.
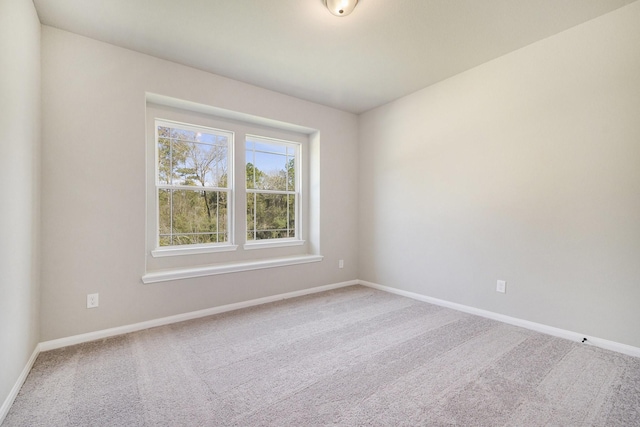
[158,189,228,246]
[202,143,229,187]
[157,137,171,185]
[158,189,171,243]
[246,162,258,190]
[172,140,228,188]
[287,156,295,191]
[158,123,230,188]
[172,128,196,142]
[245,140,296,191]
[246,193,295,241]
[254,151,287,191]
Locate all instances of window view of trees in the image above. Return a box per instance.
[157,122,230,246]
[155,122,300,248]
[246,139,298,241]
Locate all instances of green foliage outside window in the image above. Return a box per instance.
[157,124,229,246]
[246,139,298,241]
[156,123,300,247]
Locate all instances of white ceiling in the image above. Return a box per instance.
[33,0,638,114]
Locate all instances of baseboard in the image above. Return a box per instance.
[359,280,640,359]
[4,280,358,420]
[39,280,358,352]
[4,278,638,422]
[37,278,640,357]
[0,344,40,425]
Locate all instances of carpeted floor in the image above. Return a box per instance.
[3,285,640,426]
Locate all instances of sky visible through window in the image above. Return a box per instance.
[246,140,295,182]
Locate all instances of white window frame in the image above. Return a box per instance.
[244,135,304,250]
[143,95,322,284]
[151,119,238,257]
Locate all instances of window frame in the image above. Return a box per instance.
[244,134,304,250]
[151,119,238,257]
[144,96,321,284]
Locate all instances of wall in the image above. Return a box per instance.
[40,27,359,341]
[0,0,41,415]
[359,2,640,348]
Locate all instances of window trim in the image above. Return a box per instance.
[144,94,322,283]
[243,239,305,251]
[142,254,324,284]
[151,243,239,258]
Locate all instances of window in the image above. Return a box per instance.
[155,120,233,251]
[246,137,300,242]
[144,97,322,283]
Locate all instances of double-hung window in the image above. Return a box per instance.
[246,136,300,243]
[155,120,233,250]
[144,97,320,283]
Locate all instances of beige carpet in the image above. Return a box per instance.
[4,285,640,426]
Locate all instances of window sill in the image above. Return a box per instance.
[152,244,239,258]
[243,239,305,251]
[142,254,323,284]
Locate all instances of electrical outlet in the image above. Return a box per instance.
[87,293,99,308]
[496,280,506,294]
[339,259,344,269]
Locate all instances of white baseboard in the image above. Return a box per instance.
[35,278,640,357]
[4,278,638,422]
[40,280,358,352]
[0,344,40,425]
[4,280,358,420]
[359,280,640,359]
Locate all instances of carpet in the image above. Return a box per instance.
[3,285,639,426]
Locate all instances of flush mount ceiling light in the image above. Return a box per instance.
[324,0,359,17]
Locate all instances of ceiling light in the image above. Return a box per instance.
[324,0,359,17]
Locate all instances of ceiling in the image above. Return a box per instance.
[33,0,638,114]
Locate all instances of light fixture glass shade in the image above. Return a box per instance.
[324,0,359,17]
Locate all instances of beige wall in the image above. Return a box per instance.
[359,2,640,348]
[40,27,359,341]
[0,0,41,412]
[13,0,640,359]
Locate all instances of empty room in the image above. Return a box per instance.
[1,0,639,425]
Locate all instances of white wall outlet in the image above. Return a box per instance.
[496,280,506,294]
[87,293,99,308]
[338,259,344,269]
